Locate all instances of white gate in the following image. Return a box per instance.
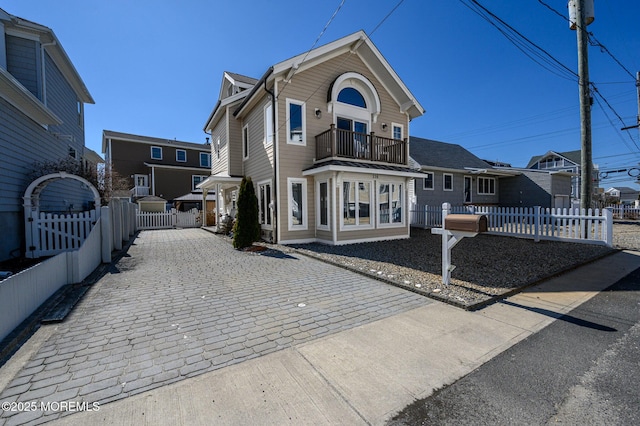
[23,172,101,259]
[137,208,200,230]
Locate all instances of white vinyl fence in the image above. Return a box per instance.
[605,205,640,220]
[411,203,613,247]
[25,210,97,258]
[1,199,137,343]
[137,208,200,230]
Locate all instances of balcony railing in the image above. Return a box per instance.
[315,124,407,165]
[130,186,150,197]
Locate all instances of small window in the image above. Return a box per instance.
[216,137,220,160]
[392,123,403,141]
[68,146,78,160]
[378,182,403,225]
[151,146,162,160]
[478,177,495,195]
[264,103,273,146]
[286,99,305,145]
[317,180,330,229]
[192,175,207,191]
[176,149,187,162]
[77,101,83,128]
[443,173,453,191]
[258,181,272,226]
[243,125,249,160]
[423,173,434,190]
[200,152,211,168]
[288,178,307,230]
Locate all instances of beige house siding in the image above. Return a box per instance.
[243,97,274,183]
[228,108,243,177]
[210,115,228,175]
[336,225,409,243]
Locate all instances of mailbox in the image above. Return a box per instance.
[444,214,487,233]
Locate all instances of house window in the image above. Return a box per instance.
[478,177,495,195]
[423,173,434,190]
[176,149,187,162]
[192,175,207,191]
[151,146,162,160]
[378,182,403,225]
[288,178,307,230]
[337,88,367,108]
[242,125,249,160]
[216,137,220,160]
[286,99,305,145]
[392,123,403,141]
[200,152,211,168]
[443,173,453,191]
[68,146,78,160]
[342,180,372,228]
[264,103,273,146]
[77,101,83,128]
[317,180,330,230]
[258,180,272,227]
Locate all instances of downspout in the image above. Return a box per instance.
[264,75,278,243]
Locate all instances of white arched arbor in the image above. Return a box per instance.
[23,172,101,258]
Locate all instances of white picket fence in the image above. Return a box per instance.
[605,205,640,220]
[137,208,201,230]
[25,210,97,258]
[410,203,613,247]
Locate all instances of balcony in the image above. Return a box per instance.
[315,124,407,165]
[130,186,150,197]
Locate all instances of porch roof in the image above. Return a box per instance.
[196,173,243,191]
[302,160,427,178]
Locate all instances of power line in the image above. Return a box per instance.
[590,82,640,151]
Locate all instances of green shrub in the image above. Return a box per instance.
[233,177,261,249]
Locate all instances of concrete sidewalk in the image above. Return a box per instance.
[45,250,640,426]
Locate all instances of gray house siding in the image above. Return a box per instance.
[5,34,40,99]
[499,172,553,207]
[415,172,499,206]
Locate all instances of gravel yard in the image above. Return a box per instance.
[277,223,640,310]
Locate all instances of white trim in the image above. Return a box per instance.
[150,146,163,160]
[340,179,374,230]
[391,122,403,141]
[285,98,306,145]
[264,103,273,147]
[176,149,187,162]
[287,177,308,231]
[316,179,330,231]
[422,172,434,190]
[191,175,208,191]
[277,238,317,245]
[199,152,211,168]
[477,177,496,195]
[376,181,405,228]
[443,173,453,191]
[142,162,209,172]
[242,124,249,160]
[257,179,273,230]
[329,72,381,123]
[303,163,426,178]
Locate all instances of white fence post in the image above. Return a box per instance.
[604,208,613,247]
[101,206,112,263]
[534,206,540,243]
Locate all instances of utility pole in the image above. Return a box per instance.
[573,0,593,210]
[569,0,595,209]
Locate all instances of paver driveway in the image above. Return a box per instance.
[0,229,430,425]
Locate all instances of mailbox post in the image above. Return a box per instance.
[431,203,487,285]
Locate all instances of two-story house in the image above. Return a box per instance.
[102,130,213,207]
[0,8,94,262]
[198,31,426,245]
[526,150,599,206]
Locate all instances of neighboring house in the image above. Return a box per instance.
[0,8,94,262]
[102,130,212,205]
[409,137,517,206]
[496,168,573,209]
[604,187,640,205]
[198,31,426,245]
[526,150,599,205]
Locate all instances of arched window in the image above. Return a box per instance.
[337,88,366,108]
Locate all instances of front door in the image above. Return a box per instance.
[464,176,472,203]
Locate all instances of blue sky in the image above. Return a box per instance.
[5,0,640,188]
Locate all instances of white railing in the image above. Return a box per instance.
[137,208,200,230]
[130,186,150,197]
[604,204,640,220]
[411,203,613,247]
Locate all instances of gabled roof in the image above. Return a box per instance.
[102,130,209,153]
[0,7,94,104]
[409,137,492,171]
[526,150,581,168]
[233,30,424,120]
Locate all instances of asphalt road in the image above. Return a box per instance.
[388,266,640,426]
